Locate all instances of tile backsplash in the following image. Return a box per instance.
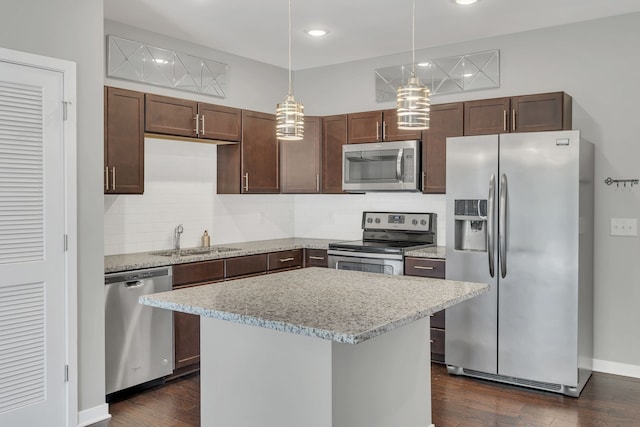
[104,138,446,255]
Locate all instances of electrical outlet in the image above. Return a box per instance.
[610,218,638,236]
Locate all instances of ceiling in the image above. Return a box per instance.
[104,0,640,71]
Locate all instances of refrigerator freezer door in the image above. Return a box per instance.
[497,130,580,386]
[445,134,499,374]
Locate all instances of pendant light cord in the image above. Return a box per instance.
[411,0,416,77]
[288,0,292,96]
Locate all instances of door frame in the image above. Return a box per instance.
[0,47,78,427]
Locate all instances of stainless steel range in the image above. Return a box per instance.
[328,212,437,275]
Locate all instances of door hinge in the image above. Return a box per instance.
[62,101,71,121]
[64,365,69,382]
[64,234,68,252]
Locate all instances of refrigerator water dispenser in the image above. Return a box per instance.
[454,199,488,252]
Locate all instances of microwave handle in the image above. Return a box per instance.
[396,148,404,181]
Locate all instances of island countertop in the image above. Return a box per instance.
[140,267,487,344]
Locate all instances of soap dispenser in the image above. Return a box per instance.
[202,230,210,247]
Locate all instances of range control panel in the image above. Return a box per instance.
[362,212,436,232]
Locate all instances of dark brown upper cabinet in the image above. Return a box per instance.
[217,110,279,194]
[422,103,464,194]
[104,86,145,194]
[145,93,241,142]
[322,115,348,194]
[281,117,321,194]
[347,109,422,144]
[464,92,571,135]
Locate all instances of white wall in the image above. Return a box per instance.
[296,13,640,372]
[0,0,105,417]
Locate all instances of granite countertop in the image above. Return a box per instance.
[140,267,487,344]
[104,238,341,273]
[104,238,447,273]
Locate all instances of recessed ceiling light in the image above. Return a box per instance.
[418,62,432,67]
[305,29,329,37]
[454,0,478,5]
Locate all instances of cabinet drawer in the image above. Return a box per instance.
[430,328,445,357]
[305,249,328,268]
[225,254,267,279]
[172,259,224,287]
[404,258,445,279]
[430,310,445,329]
[268,249,303,272]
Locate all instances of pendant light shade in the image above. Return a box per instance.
[276,0,304,140]
[397,0,430,130]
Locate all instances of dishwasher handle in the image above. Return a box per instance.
[125,280,146,288]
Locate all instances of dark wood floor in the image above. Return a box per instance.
[105,364,640,426]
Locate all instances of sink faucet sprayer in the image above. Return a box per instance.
[174,224,184,251]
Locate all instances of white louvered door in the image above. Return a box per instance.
[0,60,66,426]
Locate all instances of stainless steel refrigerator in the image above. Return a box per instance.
[444,130,594,396]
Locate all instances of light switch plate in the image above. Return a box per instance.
[610,218,638,236]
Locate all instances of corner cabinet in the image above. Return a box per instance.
[104,87,144,194]
[422,103,464,194]
[464,92,572,135]
[404,257,446,363]
[217,110,279,194]
[145,93,241,142]
[347,110,422,144]
[281,117,321,193]
[321,115,348,194]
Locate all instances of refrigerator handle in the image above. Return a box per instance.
[499,173,508,278]
[487,174,496,278]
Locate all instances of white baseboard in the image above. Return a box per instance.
[77,403,111,427]
[593,359,640,379]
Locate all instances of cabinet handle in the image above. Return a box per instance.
[503,110,507,132]
[112,167,116,190]
[316,174,320,192]
[512,109,516,131]
[201,114,205,136]
[309,256,325,260]
[413,265,434,270]
[244,173,249,191]
[430,340,435,343]
[376,121,380,141]
[279,257,295,262]
[382,121,387,140]
[194,114,200,136]
[421,171,425,191]
[105,167,109,191]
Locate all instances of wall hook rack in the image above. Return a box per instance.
[604,177,639,188]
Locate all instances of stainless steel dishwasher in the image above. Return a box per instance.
[105,266,174,395]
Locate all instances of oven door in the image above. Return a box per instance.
[327,250,404,275]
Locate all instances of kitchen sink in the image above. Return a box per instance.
[150,247,239,257]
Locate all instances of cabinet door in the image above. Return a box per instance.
[241,110,279,193]
[145,94,198,137]
[305,249,328,268]
[104,87,144,194]
[322,115,347,194]
[422,103,463,194]
[281,117,321,193]
[347,111,382,144]
[174,311,200,370]
[198,103,241,142]
[382,109,423,141]
[510,92,571,133]
[267,249,303,272]
[464,97,510,135]
[225,254,268,279]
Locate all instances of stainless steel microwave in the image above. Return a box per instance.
[342,140,421,192]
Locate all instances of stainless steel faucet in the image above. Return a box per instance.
[174,224,184,251]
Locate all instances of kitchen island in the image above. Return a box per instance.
[140,267,487,427]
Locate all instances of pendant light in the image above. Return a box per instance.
[276,0,304,140]
[397,0,430,130]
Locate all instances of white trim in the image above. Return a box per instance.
[0,46,78,427]
[593,359,640,379]
[77,404,111,427]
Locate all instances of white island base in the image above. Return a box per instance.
[201,316,432,427]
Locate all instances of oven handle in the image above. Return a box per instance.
[327,250,404,261]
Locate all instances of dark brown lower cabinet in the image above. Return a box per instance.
[404,257,446,363]
[304,249,328,268]
[267,250,303,272]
